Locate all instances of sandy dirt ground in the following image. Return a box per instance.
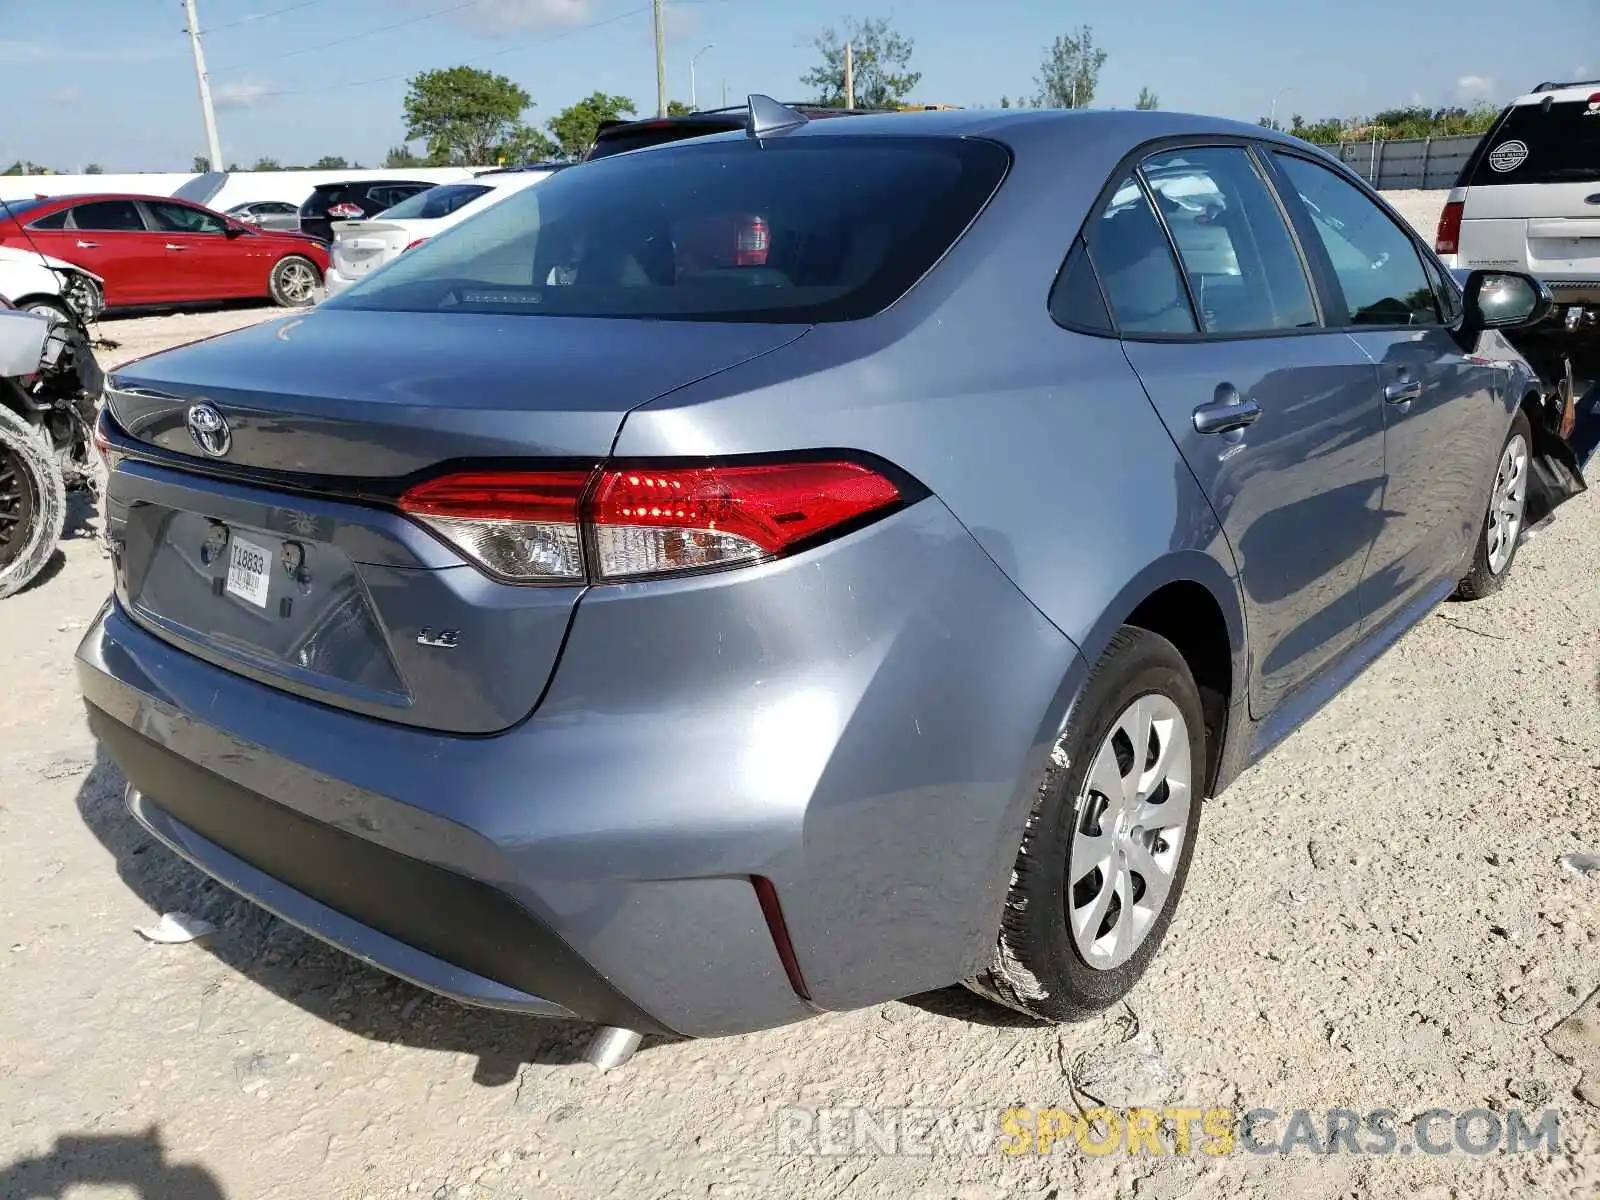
[5,195,1600,1200]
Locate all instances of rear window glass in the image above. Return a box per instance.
[379,183,491,220]
[327,136,1011,323]
[302,185,352,215]
[1464,97,1600,186]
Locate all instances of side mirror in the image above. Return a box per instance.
[225,224,246,238]
[1461,269,1554,332]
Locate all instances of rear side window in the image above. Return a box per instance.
[28,209,68,230]
[379,183,491,220]
[1049,238,1114,333]
[327,136,1011,323]
[1464,98,1600,186]
[70,201,146,231]
[1087,175,1197,334]
[1141,147,1319,334]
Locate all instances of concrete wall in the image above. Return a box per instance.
[1327,134,1482,191]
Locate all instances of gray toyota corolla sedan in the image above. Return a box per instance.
[79,100,1582,1059]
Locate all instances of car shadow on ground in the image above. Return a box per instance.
[74,746,676,1086]
[0,1128,225,1199]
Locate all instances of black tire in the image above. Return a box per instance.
[1454,410,1533,602]
[966,626,1207,1022]
[0,396,66,600]
[269,255,321,308]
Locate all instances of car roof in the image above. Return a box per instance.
[1511,79,1600,105]
[609,106,1320,156]
[11,192,212,208]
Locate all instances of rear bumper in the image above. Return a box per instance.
[78,500,1084,1037]
[1547,280,1600,308]
[323,267,358,297]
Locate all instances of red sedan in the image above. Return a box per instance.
[0,193,330,310]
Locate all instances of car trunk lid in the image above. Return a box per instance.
[104,308,808,733]
[331,219,413,283]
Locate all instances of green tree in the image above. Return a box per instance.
[1135,87,1159,110]
[84,162,105,174]
[384,144,424,168]
[251,156,282,171]
[801,17,920,109]
[1035,26,1107,109]
[311,155,349,170]
[668,100,693,116]
[191,154,212,173]
[546,92,636,158]
[496,123,559,166]
[3,160,52,176]
[404,65,538,165]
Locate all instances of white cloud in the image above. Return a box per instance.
[1457,75,1495,101]
[44,87,83,105]
[391,0,595,36]
[0,38,174,64]
[214,81,273,109]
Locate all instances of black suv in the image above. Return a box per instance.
[583,105,879,161]
[298,179,436,243]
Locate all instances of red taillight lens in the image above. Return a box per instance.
[398,460,903,584]
[1435,200,1464,256]
[586,461,900,580]
[398,470,591,582]
[736,216,770,267]
[403,238,429,252]
[328,202,364,219]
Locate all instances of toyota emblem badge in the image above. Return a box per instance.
[185,402,232,458]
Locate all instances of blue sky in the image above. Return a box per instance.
[3,0,1594,171]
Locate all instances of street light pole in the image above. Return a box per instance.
[1270,87,1293,132]
[690,44,715,111]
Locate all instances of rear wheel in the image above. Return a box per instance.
[1454,411,1532,601]
[0,397,66,600]
[269,256,320,307]
[966,627,1206,1022]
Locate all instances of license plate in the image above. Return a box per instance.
[225,534,272,609]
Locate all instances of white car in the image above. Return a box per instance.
[324,169,557,297]
[1436,78,1600,323]
[0,245,105,324]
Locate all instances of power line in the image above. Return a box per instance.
[242,3,653,99]
[203,0,320,34]
[215,0,733,71]
[213,0,477,70]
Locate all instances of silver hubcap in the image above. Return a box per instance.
[278,261,315,304]
[1068,694,1193,971]
[1486,433,1529,575]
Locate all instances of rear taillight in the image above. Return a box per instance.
[327,202,364,219]
[397,460,904,584]
[403,238,429,252]
[398,470,589,582]
[736,216,770,267]
[1435,200,1464,256]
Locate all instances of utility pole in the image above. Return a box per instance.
[843,41,854,108]
[652,0,668,118]
[690,44,714,111]
[183,0,223,171]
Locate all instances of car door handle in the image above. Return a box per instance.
[1192,397,1262,435]
[1385,379,1423,405]
[165,243,189,251]
[75,240,99,249]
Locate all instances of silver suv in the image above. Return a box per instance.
[1438,79,1600,325]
